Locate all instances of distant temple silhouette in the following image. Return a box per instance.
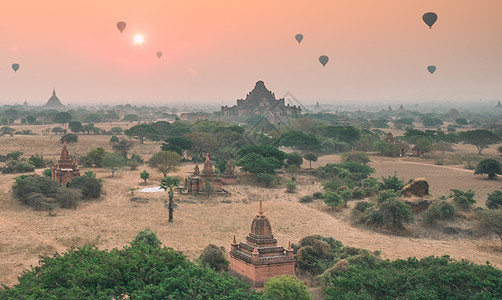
[44,88,64,109]
[221,81,301,123]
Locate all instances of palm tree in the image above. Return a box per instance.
[160,176,181,222]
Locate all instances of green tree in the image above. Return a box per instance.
[199,244,229,272]
[112,139,134,159]
[324,191,343,207]
[123,113,140,122]
[148,151,181,177]
[264,275,311,300]
[26,115,36,124]
[132,228,161,247]
[110,135,119,143]
[125,124,158,144]
[341,151,370,164]
[238,145,287,163]
[434,141,455,155]
[102,152,125,178]
[286,180,297,193]
[459,129,501,155]
[51,126,66,135]
[303,152,318,170]
[476,209,502,242]
[84,147,106,167]
[237,153,282,175]
[201,180,215,197]
[486,190,502,209]
[286,152,303,168]
[257,173,276,188]
[379,198,414,230]
[278,131,321,150]
[185,132,218,162]
[161,136,193,156]
[378,172,405,192]
[450,189,476,211]
[7,151,23,161]
[0,238,260,299]
[53,112,72,124]
[416,137,433,154]
[68,121,83,133]
[140,170,150,185]
[110,127,123,135]
[68,176,102,199]
[60,133,78,143]
[1,126,15,135]
[28,154,47,169]
[474,158,502,180]
[160,176,181,222]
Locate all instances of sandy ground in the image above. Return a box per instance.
[1,129,502,289]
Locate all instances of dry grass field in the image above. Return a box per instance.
[1,124,501,288]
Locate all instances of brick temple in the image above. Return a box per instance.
[230,201,295,287]
[51,143,80,185]
[184,154,224,193]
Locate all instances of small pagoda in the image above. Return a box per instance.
[230,201,295,287]
[52,143,80,185]
[220,162,237,184]
[184,154,224,193]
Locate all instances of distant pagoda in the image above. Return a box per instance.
[495,101,502,108]
[44,88,65,109]
[221,81,301,123]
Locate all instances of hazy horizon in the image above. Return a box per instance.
[2,1,501,105]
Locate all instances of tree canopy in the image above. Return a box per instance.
[125,124,158,144]
[459,129,501,155]
[474,159,502,180]
[148,151,181,177]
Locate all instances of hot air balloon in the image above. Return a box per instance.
[319,55,329,67]
[12,63,19,72]
[156,51,162,59]
[427,65,436,74]
[422,12,437,29]
[295,34,303,44]
[117,21,126,33]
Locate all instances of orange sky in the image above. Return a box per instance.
[1,0,501,105]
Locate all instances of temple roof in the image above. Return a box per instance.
[242,81,280,104]
[246,201,277,246]
[202,154,215,175]
[45,88,64,108]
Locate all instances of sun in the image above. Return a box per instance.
[133,34,144,45]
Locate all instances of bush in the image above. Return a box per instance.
[313,192,323,199]
[110,135,119,143]
[354,201,374,213]
[60,133,78,143]
[375,189,400,204]
[378,172,406,192]
[324,192,343,207]
[199,244,229,272]
[264,275,311,300]
[341,151,370,164]
[67,176,102,199]
[425,201,456,226]
[300,195,314,203]
[286,180,297,193]
[257,173,276,188]
[487,190,502,209]
[12,175,83,210]
[379,198,414,229]
[42,169,52,177]
[352,187,365,199]
[450,189,476,211]
[28,154,47,168]
[132,228,161,248]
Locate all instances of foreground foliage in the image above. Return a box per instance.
[0,242,261,299]
[263,275,311,300]
[324,255,502,299]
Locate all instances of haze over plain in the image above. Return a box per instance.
[1,0,501,105]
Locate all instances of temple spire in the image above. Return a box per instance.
[233,235,237,244]
[258,199,264,215]
[52,87,56,96]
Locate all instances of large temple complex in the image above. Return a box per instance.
[221,81,301,123]
[230,201,295,287]
[51,143,80,185]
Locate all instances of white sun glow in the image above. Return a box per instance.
[134,34,144,45]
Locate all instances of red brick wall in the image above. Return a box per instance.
[230,256,295,286]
